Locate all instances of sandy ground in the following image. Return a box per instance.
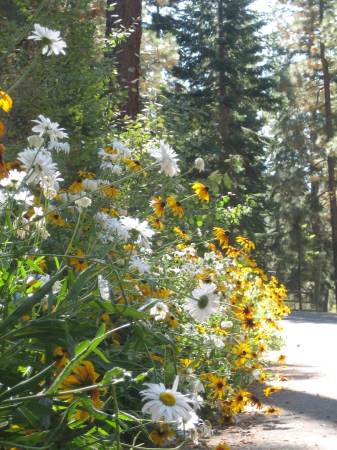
[208,311,337,450]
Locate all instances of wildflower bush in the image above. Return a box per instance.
[0,24,289,450]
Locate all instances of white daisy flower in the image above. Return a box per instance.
[95,213,130,241]
[100,161,123,175]
[17,148,59,185]
[13,189,34,206]
[130,256,150,274]
[0,169,26,189]
[149,301,169,321]
[75,196,92,209]
[194,157,205,172]
[27,135,44,149]
[48,140,70,154]
[120,216,155,245]
[177,410,200,431]
[32,115,68,141]
[184,282,220,322]
[140,376,193,422]
[111,139,132,158]
[40,172,62,199]
[98,275,110,300]
[149,141,180,177]
[82,179,99,192]
[28,24,67,56]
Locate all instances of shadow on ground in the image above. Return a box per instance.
[286,311,337,324]
[263,387,337,423]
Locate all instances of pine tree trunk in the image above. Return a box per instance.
[106,0,142,119]
[319,0,337,309]
[217,0,230,157]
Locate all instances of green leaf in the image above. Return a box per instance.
[0,267,68,337]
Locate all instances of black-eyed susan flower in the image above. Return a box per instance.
[230,389,250,413]
[0,90,13,112]
[69,250,89,272]
[278,354,286,364]
[167,196,184,217]
[149,424,175,447]
[213,227,230,249]
[214,442,231,450]
[123,158,142,172]
[48,211,66,227]
[59,360,102,420]
[263,386,282,397]
[101,184,120,198]
[265,406,282,415]
[78,170,96,179]
[236,235,255,252]
[148,215,164,230]
[150,196,166,217]
[207,374,228,399]
[173,226,191,241]
[68,179,84,193]
[192,182,210,202]
[53,346,69,368]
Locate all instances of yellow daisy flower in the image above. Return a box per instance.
[167,196,184,217]
[150,196,166,217]
[192,182,210,202]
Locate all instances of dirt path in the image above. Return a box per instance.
[209,311,337,450]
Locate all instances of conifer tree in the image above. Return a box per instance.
[158,0,272,199]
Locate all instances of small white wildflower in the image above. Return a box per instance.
[0,169,26,189]
[194,157,205,172]
[130,256,150,274]
[48,140,70,154]
[149,301,169,321]
[220,320,233,329]
[27,135,44,148]
[28,24,67,56]
[149,141,180,177]
[82,179,99,192]
[32,115,68,141]
[75,196,92,209]
[98,275,110,300]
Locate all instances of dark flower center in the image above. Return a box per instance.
[198,295,209,309]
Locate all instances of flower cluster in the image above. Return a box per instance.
[0,25,289,450]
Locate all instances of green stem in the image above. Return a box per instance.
[112,384,121,450]
[7,55,41,94]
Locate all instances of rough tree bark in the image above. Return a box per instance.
[106,0,142,119]
[319,0,337,309]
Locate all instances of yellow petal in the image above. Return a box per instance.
[0,120,5,138]
[0,91,13,113]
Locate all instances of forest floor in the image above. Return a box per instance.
[207,311,337,450]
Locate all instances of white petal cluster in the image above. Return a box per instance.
[184,282,220,322]
[28,24,67,56]
[75,196,92,209]
[140,376,193,422]
[98,139,131,173]
[130,256,151,274]
[0,169,26,189]
[95,212,130,242]
[149,301,169,321]
[149,141,180,177]
[17,148,63,199]
[120,216,155,247]
[194,157,205,172]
